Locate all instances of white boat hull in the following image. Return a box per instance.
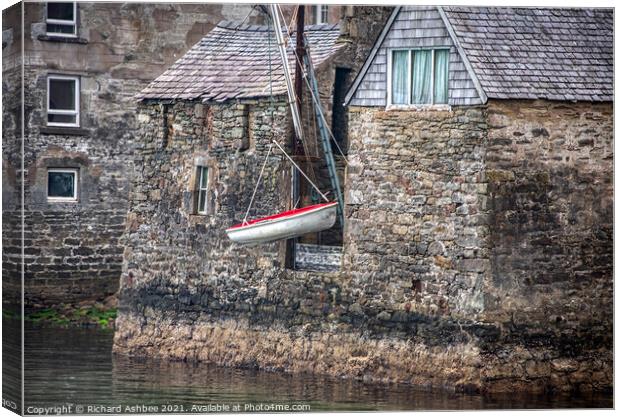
[226,203,337,245]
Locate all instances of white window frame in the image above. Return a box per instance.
[386,47,451,110]
[47,74,80,127]
[46,2,77,37]
[47,168,78,202]
[196,166,209,215]
[314,5,328,24]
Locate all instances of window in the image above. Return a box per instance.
[46,2,77,37]
[196,166,209,214]
[389,48,449,106]
[314,5,328,24]
[47,168,78,201]
[47,75,79,127]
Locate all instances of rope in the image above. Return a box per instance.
[271,139,329,202]
[243,143,273,225]
[276,7,316,162]
[275,13,349,164]
[279,5,319,185]
[239,15,277,224]
[240,5,332,224]
[303,38,350,164]
[271,5,320,195]
[288,6,298,35]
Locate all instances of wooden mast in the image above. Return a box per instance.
[294,5,305,156]
[270,4,306,266]
[270,5,303,142]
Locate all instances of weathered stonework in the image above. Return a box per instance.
[112,6,611,396]
[342,101,612,393]
[2,2,257,306]
[116,99,612,394]
[2,11,23,307]
[344,106,489,319]
[480,100,613,393]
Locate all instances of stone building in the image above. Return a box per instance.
[2,2,259,306]
[342,6,613,392]
[114,6,612,394]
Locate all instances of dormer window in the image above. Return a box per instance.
[388,48,449,106]
[46,2,77,37]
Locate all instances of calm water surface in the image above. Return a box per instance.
[20,323,612,413]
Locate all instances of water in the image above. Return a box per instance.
[14,322,613,413]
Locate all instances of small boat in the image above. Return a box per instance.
[226,202,337,245]
[225,8,344,245]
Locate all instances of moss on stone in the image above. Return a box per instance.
[23,305,117,328]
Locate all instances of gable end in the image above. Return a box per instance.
[345,6,484,107]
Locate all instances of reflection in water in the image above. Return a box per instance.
[2,317,22,414]
[22,323,612,412]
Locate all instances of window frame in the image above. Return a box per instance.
[314,5,328,24]
[47,74,80,127]
[47,168,79,202]
[196,166,209,215]
[46,2,78,38]
[386,47,451,109]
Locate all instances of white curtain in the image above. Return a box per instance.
[433,49,449,104]
[412,50,432,104]
[391,51,409,104]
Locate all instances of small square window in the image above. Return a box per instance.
[314,5,328,24]
[46,2,77,37]
[196,166,209,214]
[47,168,78,201]
[47,75,79,127]
[389,48,450,106]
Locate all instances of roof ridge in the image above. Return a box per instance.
[138,19,343,102]
[216,20,340,33]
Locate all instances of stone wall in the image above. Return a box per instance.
[2,2,23,307]
[2,3,392,306]
[481,100,613,392]
[112,6,611,395]
[342,101,612,393]
[2,2,256,306]
[121,99,291,295]
[344,106,489,319]
[114,101,612,395]
[116,102,499,394]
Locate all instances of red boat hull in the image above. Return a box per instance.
[226,202,338,244]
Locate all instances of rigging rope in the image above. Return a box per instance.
[272,4,320,190]
[275,13,350,164]
[277,6,318,160]
[288,6,298,35]
[271,140,329,202]
[243,143,273,225]
[240,5,334,223]
[242,12,276,223]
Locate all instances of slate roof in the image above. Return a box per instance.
[345,6,613,105]
[138,21,343,102]
[441,7,613,102]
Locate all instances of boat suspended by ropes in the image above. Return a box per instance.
[226,202,337,245]
[226,137,338,245]
[225,4,344,245]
